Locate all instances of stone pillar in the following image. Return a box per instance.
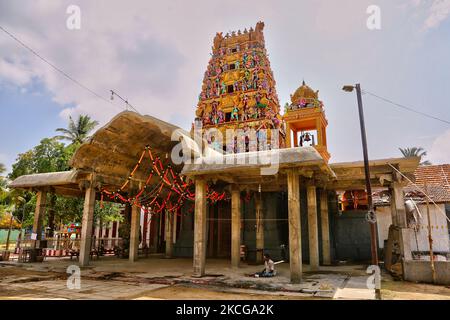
[307,185,319,271]
[293,130,298,147]
[142,211,148,248]
[390,182,407,228]
[173,210,178,243]
[165,210,173,258]
[33,190,47,241]
[79,185,96,267]
[255,195,264,264]
[231,187,241,268]
[286,123,292,148]
[287,169,302,283]
[129,204,141,262]
[320,190,331,265]
[193,179,207,277]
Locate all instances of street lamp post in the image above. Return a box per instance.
[342,84,379,267]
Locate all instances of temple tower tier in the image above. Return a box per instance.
[194,21,285,152]
[283,81,331,162]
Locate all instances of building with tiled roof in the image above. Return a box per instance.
[405,164,450,203]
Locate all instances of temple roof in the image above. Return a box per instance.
[291,80,319,103]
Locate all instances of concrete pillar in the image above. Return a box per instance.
[33,190,47,241]
[255,195,264,264]
[79,185,96,267]
[173,210,178,244]
[293,130,298,147]
[390,182,407,228]
[231,187,241,268]
[193,179,207,277]
[286,123,292,148]
[129,204,141,262]
[287,169,302,283]
[165,210,173,258]
[307,185,319,271]
[320,190,331,265]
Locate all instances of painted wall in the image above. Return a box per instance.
[375,206,393,249]
[0,229,21,244]
[409,203,450,253]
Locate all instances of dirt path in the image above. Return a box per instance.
[381,278,450,300]
[133,284,309,300]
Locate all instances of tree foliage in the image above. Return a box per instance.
[399,147,432,166]
[55,114,99,145]
[2,115,122,231]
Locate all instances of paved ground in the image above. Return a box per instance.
[1,255,448,300]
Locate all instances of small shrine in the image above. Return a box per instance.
[283,81,331,162]
[194,21,285,151]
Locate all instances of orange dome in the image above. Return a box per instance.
[290,80,318,103]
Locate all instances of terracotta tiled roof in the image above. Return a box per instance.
[405,164,450,203]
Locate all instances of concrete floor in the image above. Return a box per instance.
[0,254,405,300]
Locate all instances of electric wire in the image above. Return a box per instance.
[362,89,450,125]
[0,25,139,114]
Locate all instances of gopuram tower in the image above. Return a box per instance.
[194,22,285,152]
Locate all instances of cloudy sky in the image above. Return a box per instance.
[0,0,449,173]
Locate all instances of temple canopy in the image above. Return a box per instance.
[9,110,420,195]
[10,111,198,197]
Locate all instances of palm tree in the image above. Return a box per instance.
[55,115,99,145]
[0,163,5,175]
[399,147,431,166]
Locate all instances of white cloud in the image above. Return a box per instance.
[423,0,450,30]
[0,59,33,86]
[428,129,450,164]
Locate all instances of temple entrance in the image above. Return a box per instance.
[207,202,231,258]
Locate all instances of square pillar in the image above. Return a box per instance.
[307,185,319,271]
[293,130,298,147]
[33,190,47,241]
[286,123,292,148]
[287,169,302,283]
[231,187,241,268]
[390,182,407,228]
[129,204,141,262]
[79,185,96,267]
[193,179,207,277]
[255,195,264,264]
[320,190,331,265]
[165,210,174,258]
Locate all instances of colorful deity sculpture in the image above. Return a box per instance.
[221,81,226,95]
[231,106,240,121]
[193,22,285,151]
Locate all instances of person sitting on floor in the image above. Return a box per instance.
[255,254,275,277]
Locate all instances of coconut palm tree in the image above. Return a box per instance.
[399,147,431,166]
[55,115,99,145]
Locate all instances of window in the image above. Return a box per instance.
[227,85,234,93]
[225,112,231,122]
[229,63,235,70]
[231,48,237,53]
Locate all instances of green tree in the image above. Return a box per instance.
[9,138,72,180]
[55,114,99,145]
[8,128,122,230]
[7,138,77,228]
[399,147,432,166]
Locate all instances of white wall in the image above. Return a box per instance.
[376,203,450,253]
[409,203,450,253]
[376,206,392,249]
